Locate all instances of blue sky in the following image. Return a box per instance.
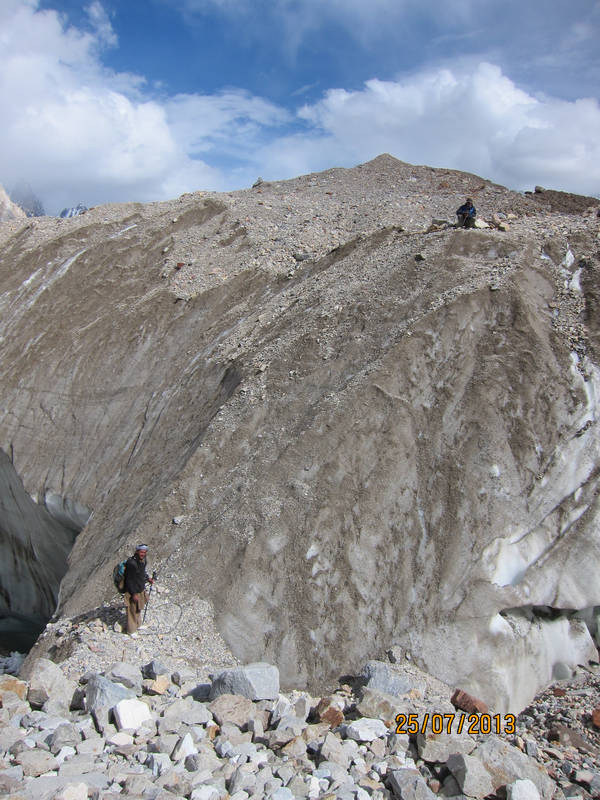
[1,0,599,214]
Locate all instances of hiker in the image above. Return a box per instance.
[123,544,154,634]
[456,198,476,228]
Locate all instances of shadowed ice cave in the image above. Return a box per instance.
[0,449,88,652]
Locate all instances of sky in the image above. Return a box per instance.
[1,0,599,215]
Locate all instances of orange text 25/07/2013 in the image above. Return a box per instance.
[394,712,516,736]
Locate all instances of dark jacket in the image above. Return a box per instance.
[457,202,476,217]
[124,554,149,595]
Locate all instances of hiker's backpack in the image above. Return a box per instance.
[112,560,127,594]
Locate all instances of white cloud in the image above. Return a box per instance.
[272,62,600,196]
[0,1,287,212]
[0,2,598,215]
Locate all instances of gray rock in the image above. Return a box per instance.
[473,737,555,799]
[105,661,142,691]
[184,750,222,773]
[271,788,294,800]
[209,662,279,701]
[75,736,105,755]
[52,783,88,800]
[172,667,197,687]
[387,769,436,800]
[85,673,135,712]
[58,754,101,776]
[21,775,76,800]
[229,765,257,794]
[24,658,75,714]
[416,727,476,762]
[49,723,81,754]
[360,661,413,697]
[447,753,495,798]
[320,731,350,769]
[143,659,170,679]
[160,696,213,731]
[146,751,173,777]
[16,748,59,777]
[357,687,405,722]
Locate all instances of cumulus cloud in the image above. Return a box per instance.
[0,1,287,213]
[0,2,598,215]
[255,63,600,197]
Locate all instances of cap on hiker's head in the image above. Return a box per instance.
[136,544,148,552]
[466,198,473,203]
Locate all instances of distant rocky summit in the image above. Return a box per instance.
[1,155,600,717]
[59,202,88,218]
[9,181,45,217]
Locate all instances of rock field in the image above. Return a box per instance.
[3,639,600,800]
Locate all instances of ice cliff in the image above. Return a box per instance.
[1,155,600,711]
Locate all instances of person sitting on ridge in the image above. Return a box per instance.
[456,198,476,228]
[123,544,154,635]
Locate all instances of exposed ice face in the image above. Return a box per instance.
[305,543,319,560]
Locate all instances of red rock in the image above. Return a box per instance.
[552,687,567,697]
[451,688,489,714]
[591,707,600,729]
[316,696,344,727]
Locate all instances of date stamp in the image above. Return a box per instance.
[395,712,516,736]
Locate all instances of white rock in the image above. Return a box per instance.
[52,782,89,800]
[172,732,198,761]
[345,718,388,741]
[507,779,541,800]
[191,786,221,800]
[113,697,152,731]
[107,731,134,746]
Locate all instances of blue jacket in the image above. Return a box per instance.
[457,202,476,217]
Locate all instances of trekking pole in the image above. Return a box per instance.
[142,571,157,624]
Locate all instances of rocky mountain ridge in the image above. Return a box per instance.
[1,155,600,715]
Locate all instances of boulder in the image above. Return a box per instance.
[112,697,153,730]
[0,674,28,700]
[472,737,555,799]
[357,687,402,723]
[387,768,436,800]
[360,661,414,697]
[209,663,279,701]
[142,659,170,680]
[315,695,345,727]
[85,674,135,713]
[451,688,489,714]
[143,675,171,695]
[16,749,59,777]
[24,659,75,713]
[105,662,142,691]
[49,723,81,754]
[171,732,198,761]
[447,753,495,798]
[416,726,475,762]
[209,693,256,727]
[320,731,350,769]
[146,751,173,777]
[345,718,389,742]
[507,779,541,800]
[53,784,90,800]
